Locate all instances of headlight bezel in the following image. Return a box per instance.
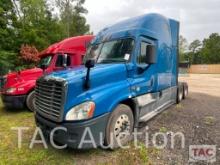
[65,101,95,121]
[6,87,17,94]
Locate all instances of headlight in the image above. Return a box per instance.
[65,101,95,121]
[6,87,16,94]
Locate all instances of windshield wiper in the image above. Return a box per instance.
[97,59,126,64]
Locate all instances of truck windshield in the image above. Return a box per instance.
[38,55,52,68]
[85,38,134,64]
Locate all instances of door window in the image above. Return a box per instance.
[137,42,149,64]
[56,54,71,67]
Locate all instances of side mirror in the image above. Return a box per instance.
[146,45,156,64]
[85,59,95,69]
[63,54,68,68]
[40,64,47,72]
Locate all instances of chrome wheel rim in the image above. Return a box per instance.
[114,114,131,141]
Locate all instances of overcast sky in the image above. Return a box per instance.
[84,0,220,43]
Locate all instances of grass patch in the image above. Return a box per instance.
[176,103,183,109]
[159,127,168,133]
[138,143,149,163]
[115,143,150,165]
[204,116,216,125]
[0,98,159,165]
[0,99,76,165]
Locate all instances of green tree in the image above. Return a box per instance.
[16,0,64,50]
[188,39,202,64]
[56,0,90,37]
[0,51,17,75]
[0,0,91,75]
[201,33,220,64]
[0,0,18,75]
[179,35,188,62]
[189,40,202,53]
[0,0,18,50]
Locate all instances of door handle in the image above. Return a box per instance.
[150,78,154,87]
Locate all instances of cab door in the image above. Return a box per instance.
[128,37,158,117]
[129,37,157,96]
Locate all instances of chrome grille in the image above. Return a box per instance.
[35,77,67,122]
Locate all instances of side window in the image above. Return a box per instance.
[137,42,148,64]
[56,54,71,67]
[67,55,71,66]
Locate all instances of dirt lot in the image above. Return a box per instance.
[143,74,220,164]
[0,74,220,165]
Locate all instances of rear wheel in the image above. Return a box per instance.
[176,84,183,103]
[26,91,36,112]
[105,104,134,150]
[183,83,188,99]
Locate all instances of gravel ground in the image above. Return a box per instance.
[139,74,220,164]
[74,74,220,165]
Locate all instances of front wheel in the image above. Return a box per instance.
[26,91,36,112]
[105,104,134,150]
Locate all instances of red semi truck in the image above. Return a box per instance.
[0,35,94,111]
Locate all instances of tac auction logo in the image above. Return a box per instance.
[189,145,216,163]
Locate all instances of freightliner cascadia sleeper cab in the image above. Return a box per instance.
[35,14,188,149]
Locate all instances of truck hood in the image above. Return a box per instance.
[47,63,128,109]
[48,64,127,84]
[5,68,43,88]
[7,67,42,77]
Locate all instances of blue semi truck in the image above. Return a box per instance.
[35,13,188,149]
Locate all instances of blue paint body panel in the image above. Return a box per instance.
[47,13,179,120]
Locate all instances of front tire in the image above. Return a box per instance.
[26,91,36,112]
[105,104,134,149]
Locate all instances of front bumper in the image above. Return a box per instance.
[35,112,110,149]
[1,94,26,109]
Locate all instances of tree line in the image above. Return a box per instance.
[0,0,90,75]
[179,33,220,65]
[1,0,220,76]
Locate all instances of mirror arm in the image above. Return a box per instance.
[40,64,47,74]
[63,54,68,69]
[84,68,91,90]
[84,59,95,90]
[137,65,150,74]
